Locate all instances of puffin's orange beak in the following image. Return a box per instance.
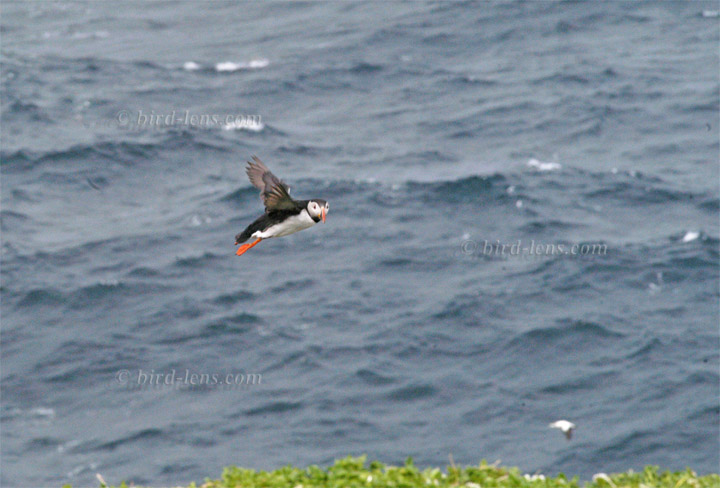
[321,207,326,223]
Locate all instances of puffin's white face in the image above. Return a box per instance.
[307,200,329,223]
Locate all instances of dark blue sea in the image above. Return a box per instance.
[1,2,719,486]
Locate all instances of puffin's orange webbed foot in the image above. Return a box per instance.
[236,238,262,256]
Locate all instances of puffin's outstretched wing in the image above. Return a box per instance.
[245,156,295,211]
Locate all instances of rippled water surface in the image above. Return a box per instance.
[1,2,719,486]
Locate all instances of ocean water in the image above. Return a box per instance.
[1,1,718,486]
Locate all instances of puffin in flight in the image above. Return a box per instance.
[234,156,329,256]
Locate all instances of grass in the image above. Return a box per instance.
[68,456,720,488]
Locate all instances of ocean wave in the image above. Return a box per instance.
[270,278,316,294]
[212,290,255,306]
[518,219,580,233]
[348,62,383,74]
[1,141,156,171]
[697,193,720,212]
[15,288,66,308]
[174,252,222,268]
[222,119,264,132]
[244,401,303,416]
[540,371,619,394]
[0,210,31,230]
[2,132,230,171]
[89,428,165,453]
[219,186,258,204]
[126,266,162,278]
[509,320,625,348]
[355,368,397,386]
[199,312,261,338]
[215,59,269,72]
[386,383,437,402]
[40,30,109,41]
[527,158,562,171]
[448,74,499,86]
[3,98,52,122]
[584,180,704,204]
[410,174,509,204]
[67,282,145,309]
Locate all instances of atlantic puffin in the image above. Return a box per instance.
[234,156,329,256]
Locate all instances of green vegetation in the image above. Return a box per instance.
[66,456,720,488]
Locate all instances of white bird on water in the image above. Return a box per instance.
[549,420,576,440]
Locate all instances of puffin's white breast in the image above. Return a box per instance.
[253,209,316,239]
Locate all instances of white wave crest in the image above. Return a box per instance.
[215,59,269,72]
[527,158,561,171]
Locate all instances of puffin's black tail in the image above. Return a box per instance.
[234,230,250,245]
[235,220,261,244]
[235,214,271,245]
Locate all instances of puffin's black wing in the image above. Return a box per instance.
[245,156,295,211]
